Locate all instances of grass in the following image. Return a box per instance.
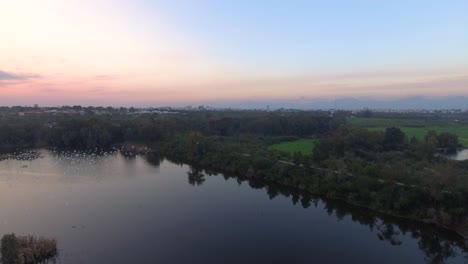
[270,138,317,155]
[350,117,468,146]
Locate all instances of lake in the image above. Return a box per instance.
[0,149,466,263]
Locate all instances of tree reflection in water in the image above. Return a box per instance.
[189,168,468,264]
[145,152,162,167]
[187,167,205,186]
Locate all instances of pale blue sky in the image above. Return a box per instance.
[1,0,467,106]
[139,0,468,74]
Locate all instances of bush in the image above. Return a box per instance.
[1,234,20,264]
[1,234,57,264]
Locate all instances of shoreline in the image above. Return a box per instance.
[169,154,468,240]
[1,147,467,240]
[272,179,468,240]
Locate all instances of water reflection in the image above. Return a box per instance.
[145,152,162,167]
[190,167,468,264]
[187,167,205,186]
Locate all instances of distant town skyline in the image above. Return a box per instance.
[1,1,467,106]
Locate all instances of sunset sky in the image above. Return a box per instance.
[1,0,467,106]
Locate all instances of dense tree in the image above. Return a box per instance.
[436,132,459,153]
[383,127,406,151]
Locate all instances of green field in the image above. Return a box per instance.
[270,138,317,155]
[349,117,468,146]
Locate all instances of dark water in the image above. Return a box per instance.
[0,150,466,264]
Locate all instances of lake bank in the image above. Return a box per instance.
[193,159,468,240]
[3,146,468,241]
[0,149,466,263]
[161,142,468,241]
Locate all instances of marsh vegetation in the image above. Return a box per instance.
[1,234,57,264]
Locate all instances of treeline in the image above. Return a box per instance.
[0,116,46,148]
[0,111,343,149]
[355,109,468,122]
[313,125,460,161]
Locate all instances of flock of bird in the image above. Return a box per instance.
[0,149,141,178]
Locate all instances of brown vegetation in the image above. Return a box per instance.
[1,234,57,264]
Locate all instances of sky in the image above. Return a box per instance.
[0,0,467,107]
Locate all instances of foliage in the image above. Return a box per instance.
[1,234,19,264]
[0,111,343,150]
[269,138,317,155]
[350,117,468,146]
